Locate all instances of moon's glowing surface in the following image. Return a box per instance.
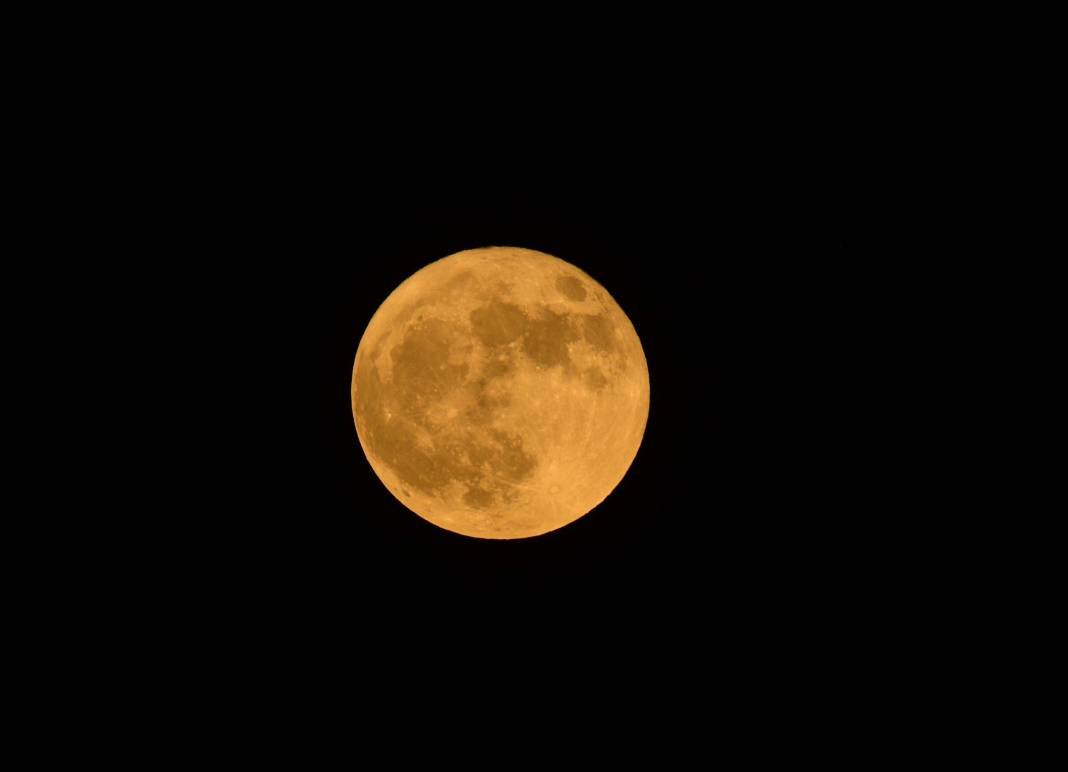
[351,246,649,539]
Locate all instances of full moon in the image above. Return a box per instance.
[351,246,650,539]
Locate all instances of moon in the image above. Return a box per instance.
[351,246,650,539]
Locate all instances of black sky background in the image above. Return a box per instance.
[200,95,878,691]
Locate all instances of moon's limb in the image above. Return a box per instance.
[352,246,649,539]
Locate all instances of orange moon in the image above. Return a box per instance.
[351,247,650,539]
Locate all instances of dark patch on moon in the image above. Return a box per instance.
[464,375,511,424]
[470,300,527,347]
[522,307,579,368]
[482,352,514,379]
[584,366,609,390]
[582,313,616,353]
[555,274,587,301]
[486,428,537,482]
[389,317,470,411]
[457,427,538,510]
[443,270,474,293]
[354,388,450,495]
[463,485,495,509]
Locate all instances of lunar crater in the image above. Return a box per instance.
[555,274,588,301]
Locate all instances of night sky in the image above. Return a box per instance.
[210,112,864,689]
